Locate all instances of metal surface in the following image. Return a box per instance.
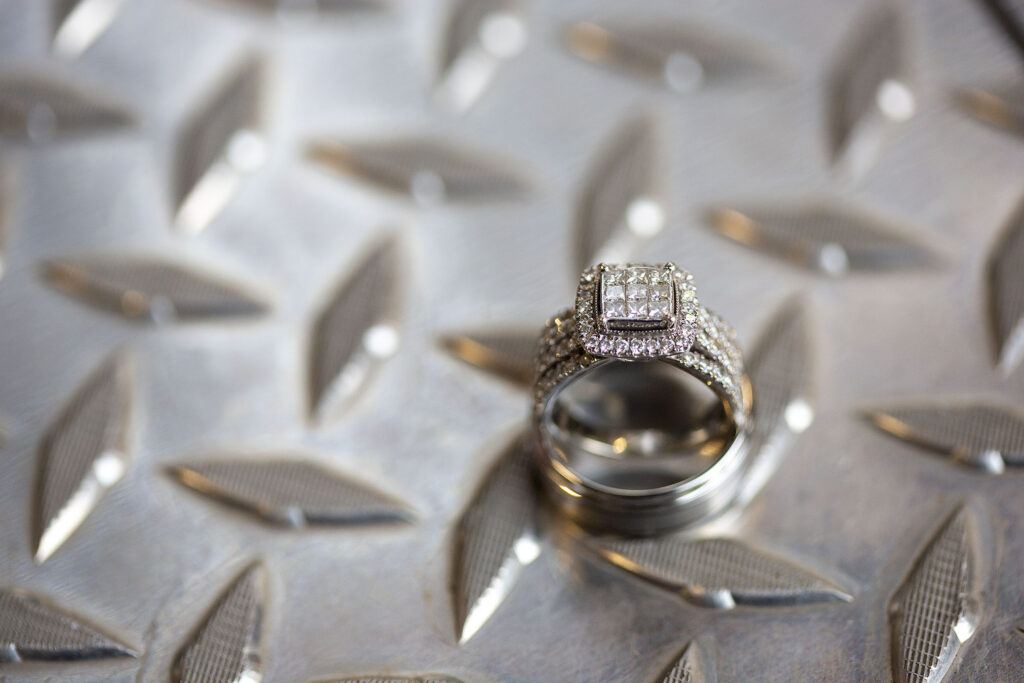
[0,0,1023,681]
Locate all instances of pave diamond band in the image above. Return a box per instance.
[531,263,753,535]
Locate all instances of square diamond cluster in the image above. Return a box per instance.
[600,266,673,328]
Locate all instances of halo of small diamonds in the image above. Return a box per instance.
[575,263,700,359]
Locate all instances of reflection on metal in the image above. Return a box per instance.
[566,20,778,92]
[309,238,400,422]
[574,115,662,272]
[988,199,1024,373]
[705,201,938,275]
[868,401,1024,473]
[440,328,537,388]
[588,536,851,609]
[957,84,1024,138]
[0,73,134,142]
[657,642,715,683]
[169,457,414,526]
[734,298,812,507]
[451,435,539,644]
[174,55,265,234]
[435,0,526,112]
[825,5,911,179]
[307,137,529,205]
[32,353,133,564]
[52,0,126,59]
[0,589,136,662]
[173,563,265,683]
[890,507,979,683]
[42,255,269,323]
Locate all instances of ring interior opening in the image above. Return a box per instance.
[547,360,735,491]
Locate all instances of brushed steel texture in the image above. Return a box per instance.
[0,0,1022,681]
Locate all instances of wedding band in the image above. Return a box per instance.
[531,263,753,535]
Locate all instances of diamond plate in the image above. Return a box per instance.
[0,161,8,281]
[704,200,938,275]
[566,19,779,92]
[656,642,714,683]
[988,198,1024,372]
[307,137,529,205]
[0,72,133,142]
[440,328,536,388]
[825,4,910,178]
[308,237,399,422]
[889,507,979,683]
[977,0,1024,58]
[42,255,269,323]
[169,457,414,526]
[957,83,1024,138]
[450,434,539,644]
[588,535,850,609]
[0,0,1022,680]
[174,54,265,234]
[203,0,385,15]
[316,677,462,683]
[868,400,1024,472]
[435,0,526,112]
[51,0,126,59]
[0,589,136,663]
[735,297,812,505]
[574,115,661,272]
[32,352,133,563]
[172,563,265,683]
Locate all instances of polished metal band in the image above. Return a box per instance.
[531,263,753,535]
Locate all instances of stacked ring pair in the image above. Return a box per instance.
[531,263,753,535]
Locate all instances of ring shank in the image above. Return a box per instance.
[531,305,753,535]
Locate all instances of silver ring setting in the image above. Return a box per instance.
[532,262,753,535]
